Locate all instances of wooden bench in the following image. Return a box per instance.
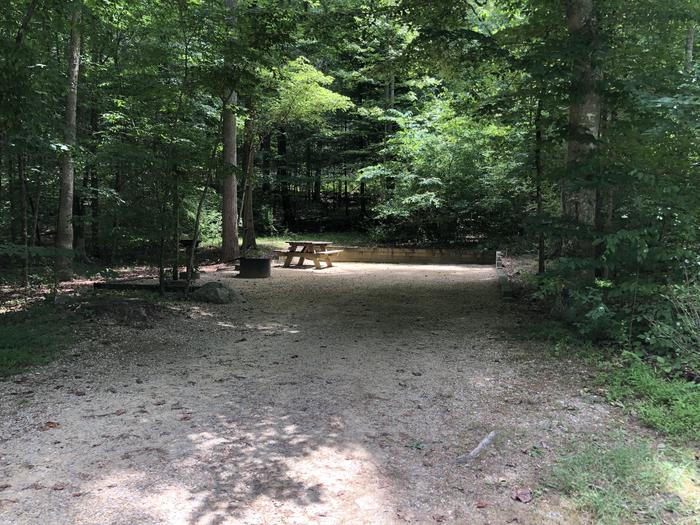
[275,248,343,269]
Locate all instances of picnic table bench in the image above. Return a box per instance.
[275,240,343,269]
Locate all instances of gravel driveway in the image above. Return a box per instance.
[0,263,615,524]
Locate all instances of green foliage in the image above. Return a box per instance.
[0,302,77,376]
[548,438,700,524]
[264,57,353,128]
[604,354,700,439]
[255,231,372,250]
[645,284,700,377]
[359,96,534,245]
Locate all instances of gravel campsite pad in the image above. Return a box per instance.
[0,263,620,524]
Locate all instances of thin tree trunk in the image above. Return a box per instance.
[360,181,366,217]
[384,73,395,134]
[90,170,99,256]
[18,154,29,286]
[344,167,349,216]
[686,24,695,73]
[261,133,272,195]
[30,171,40,246]
[158,193,166,296]
[8,154,17,242]
[278,128,292,226]
[15,0,40,46]
[56,4,81,280]
[172,173,180,279]
[73,170,88,261]
[186,149,217,296]
[534,97,545,274]
[241,118,257,253]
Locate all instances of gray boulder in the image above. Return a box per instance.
[191,282,239,304]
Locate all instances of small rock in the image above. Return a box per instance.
[512,487,533,503]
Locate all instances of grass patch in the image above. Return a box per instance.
[255,231,373,250]
[548,438,700,524]
[0,301,78,377]
[528,319,700,440]
[604,355,700,440]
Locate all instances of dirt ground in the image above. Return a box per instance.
[0,262,624,524]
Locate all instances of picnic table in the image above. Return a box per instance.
[276,240,343,269]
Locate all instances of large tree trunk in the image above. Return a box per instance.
[221,0,239,262]
[56,4,82,281]
[562,0,601,256]
[221,90,240,262]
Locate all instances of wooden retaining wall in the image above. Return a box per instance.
[332,246,496,265]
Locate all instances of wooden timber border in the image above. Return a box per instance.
[331,246,496,265]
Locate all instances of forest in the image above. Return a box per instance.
[1,1,700,523]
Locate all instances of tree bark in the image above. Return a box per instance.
[563,0,600,255]
[56,3,81,281]
[220,0,239,262]
[221,89,240,261]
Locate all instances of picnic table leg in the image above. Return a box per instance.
[296,253,306,267]
[324,255,333,268]
[312,256,322,270]
[283,253,293,268]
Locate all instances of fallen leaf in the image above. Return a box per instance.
[432,514,446,522]
[512,487,533,503]
[475,501,488,509]
[114,409,126,416]
[52,482,68,491]
[40,421,60,431]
